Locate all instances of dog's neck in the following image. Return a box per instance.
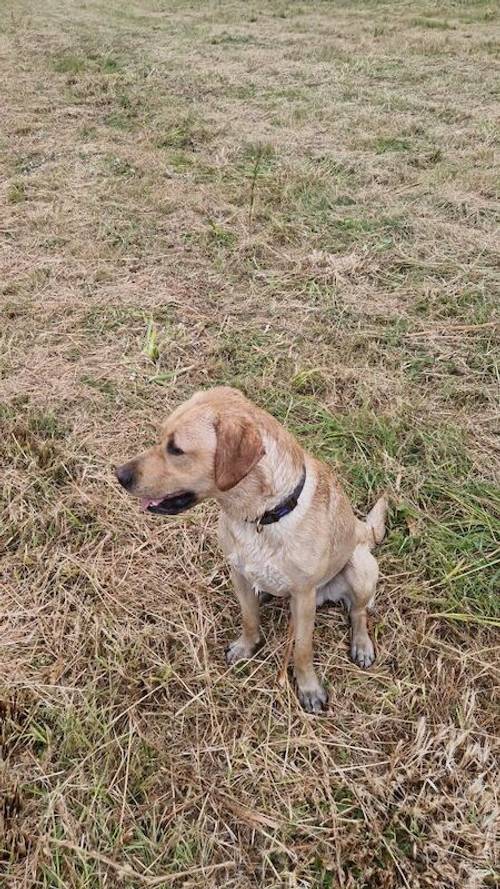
[216,429,304,524]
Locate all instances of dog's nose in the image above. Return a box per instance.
[116,463,135,490]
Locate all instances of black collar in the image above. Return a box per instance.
[251,468,306,532]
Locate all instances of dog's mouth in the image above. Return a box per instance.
[140,491,197,515]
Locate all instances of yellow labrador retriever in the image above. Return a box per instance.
[116,387,386,713]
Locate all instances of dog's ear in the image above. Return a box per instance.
[214,415,265,491]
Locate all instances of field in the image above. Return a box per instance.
[1,0,499,886]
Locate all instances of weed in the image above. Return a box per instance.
[143,318,160,363]
[206,219,236,248]
[247,142,269,228]
[7,181,26,203]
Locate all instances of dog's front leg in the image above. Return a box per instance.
[225,568,261,664]
[291,588,328,714]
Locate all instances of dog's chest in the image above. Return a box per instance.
[222,524,292,595]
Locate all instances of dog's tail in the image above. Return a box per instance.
[365,496,388,550]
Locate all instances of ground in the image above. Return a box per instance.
[0,0,499,886]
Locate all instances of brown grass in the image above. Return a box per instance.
[1,0,499,886]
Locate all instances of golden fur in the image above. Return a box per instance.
[117,387,387,713]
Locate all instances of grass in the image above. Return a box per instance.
[1,0,499,886]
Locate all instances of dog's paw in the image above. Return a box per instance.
[351,635,375,669]
[298,683,328,714]
[225,636,259,665]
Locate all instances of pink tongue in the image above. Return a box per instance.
[140,497,164,511]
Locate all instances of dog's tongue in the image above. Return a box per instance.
[140,497,164,511]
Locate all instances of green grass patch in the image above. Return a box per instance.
[413,288,495,324]
[102,154,137,177]
[210,32,254,45]
[205,219,237,249]
[14,152,45,174]
[7,181,27,203]
[52,50,125,75]
[212,328,285,389]
[155,114,211,150]
[166,149,195,171]
[104,108,136,131]
[410,17,454,29]
[83,305,174,335]
[52,52,86,74]
[80,375,120,398]
[375,137,412,153]
[237,141,277,174]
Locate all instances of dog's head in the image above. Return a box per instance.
[115,387,265,515]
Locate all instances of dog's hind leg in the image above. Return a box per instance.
[317,545,379,668]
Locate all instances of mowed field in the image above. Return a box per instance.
[1,0,499,886]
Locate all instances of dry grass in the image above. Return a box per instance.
[1,0,499,886]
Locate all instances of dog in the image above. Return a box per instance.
[116,386,387,713]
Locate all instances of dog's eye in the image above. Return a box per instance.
[167,438,184,456]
